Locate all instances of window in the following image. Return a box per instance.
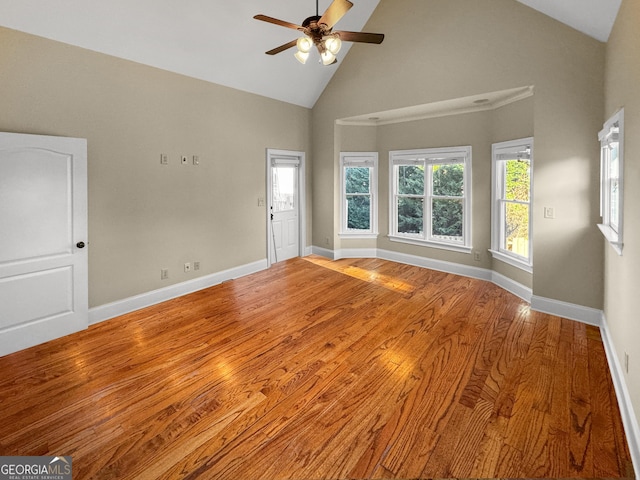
[598,109,624,255]
[389,146,472,252]
[272,164,296,213]
[490,138,533,271]
[340,152,378,237]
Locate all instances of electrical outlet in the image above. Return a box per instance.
[193,155,199,166]
[474,251,481,262]
[193,261,200,271]
[181,155,188,165]
[258,197,265,207]
[325,237,330,246]
[184,262,191,273]
[161,268,169,280]
[160,154,168,165]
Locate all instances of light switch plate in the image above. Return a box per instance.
[544,207,555,219]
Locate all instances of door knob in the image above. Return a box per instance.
[76,241,86,249]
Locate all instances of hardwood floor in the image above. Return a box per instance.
[0,256,633,479]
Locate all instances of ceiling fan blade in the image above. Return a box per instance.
[265,39,299,55]
[334,30,385,44]
[254,14,302,31]
[319,0,353,29]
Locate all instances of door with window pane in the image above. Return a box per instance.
[271,162,299,263]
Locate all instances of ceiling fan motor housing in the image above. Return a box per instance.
[301,15,331,51]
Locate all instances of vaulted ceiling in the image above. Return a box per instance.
[0,0,622,108]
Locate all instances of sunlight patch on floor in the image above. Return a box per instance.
[303,256,416,295]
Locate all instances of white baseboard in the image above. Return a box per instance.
[377,248,492,282]
[530,295,602,326]
[89,259,268,325]
[311,245,335,259]
[600,314,640,479]
[491,270,533,303]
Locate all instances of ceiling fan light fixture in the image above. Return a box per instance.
[321,49,336,65]
[294,50,310,64]
[254,0,384,65]
[324,35,342,55]
[296,36,313,53]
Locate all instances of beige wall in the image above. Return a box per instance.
[375,111,493,268]
[312,0,605,308]
[0,27,311,308]
[604,0,640,447]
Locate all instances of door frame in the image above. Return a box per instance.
[266,149,306,267]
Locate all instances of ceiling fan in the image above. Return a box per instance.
[254,0,384,65]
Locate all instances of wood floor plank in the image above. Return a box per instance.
[570,321,595,476]
[0,256,633,480]
[470,414,511,478]
[499,312,562,476]
[587,330,627,478]
[479,306,536,416]
[546,318,573,479]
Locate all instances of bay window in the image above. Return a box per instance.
[390,146,472,252]
[490,138,533,271]
[598,109,624,254]
[340,152,378,237]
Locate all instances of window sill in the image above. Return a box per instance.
[388,235,472,254]
[598,224,623,255]
[489,249,533,273]
[339,232,379,240]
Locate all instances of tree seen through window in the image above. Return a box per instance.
[345,166,371,230]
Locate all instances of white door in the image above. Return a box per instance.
[0,132,88,357]
[270,158,300,263]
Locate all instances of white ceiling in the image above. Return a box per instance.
[0,0,621,109]
[516,0,621,43]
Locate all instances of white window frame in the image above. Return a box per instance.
[598,109,624,255]
[490,138,534,272]
[339,152,378,238]
[389,146,472,253]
